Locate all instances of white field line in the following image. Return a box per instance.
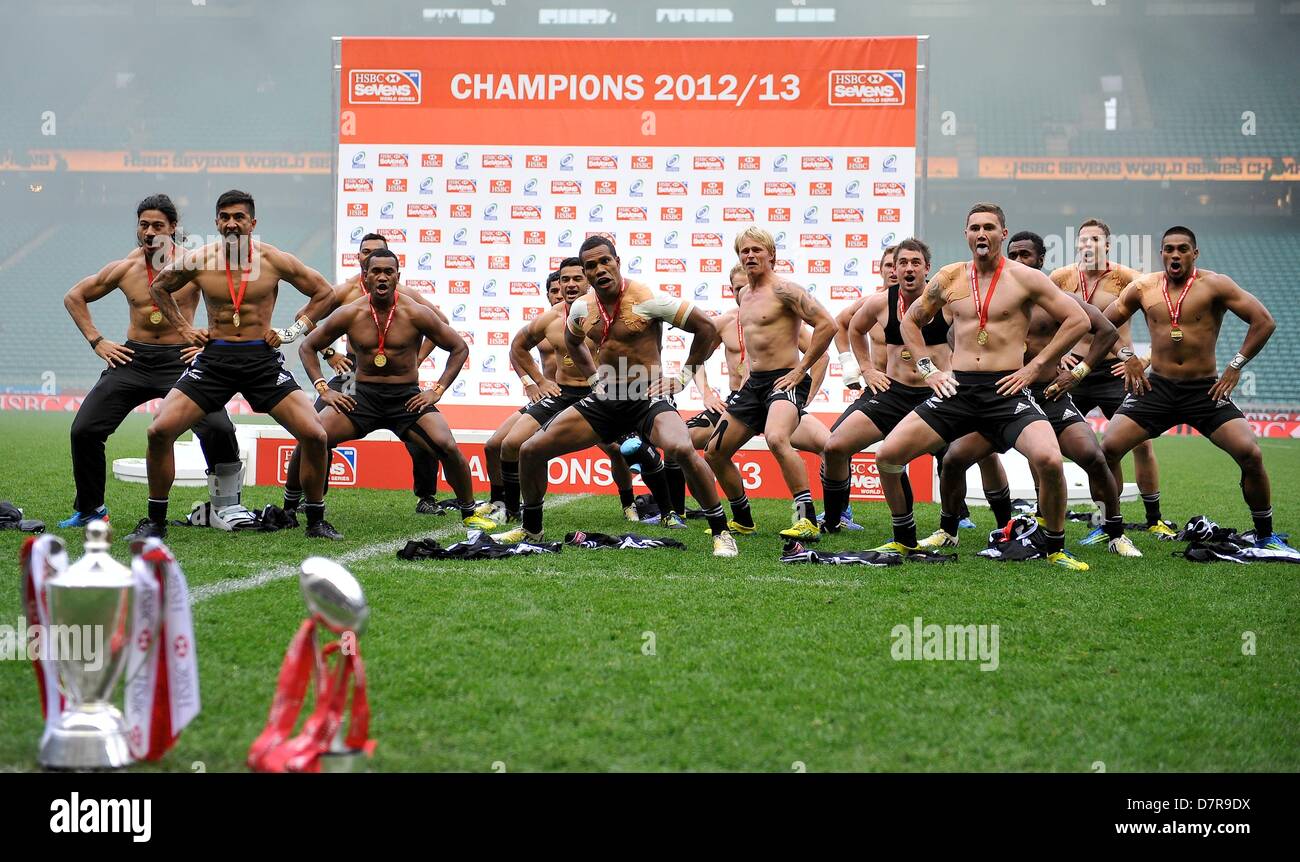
[190,495,580,605]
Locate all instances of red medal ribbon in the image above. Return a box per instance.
[736,314,746,365]
[144,245,169,316]
[1160,268,1197,332]
[594,285,624,348]
[224,238,253,321]
[368,296,397,358]
[1077,263,1110,304]
[969,256,1005,333]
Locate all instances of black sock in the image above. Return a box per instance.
[665,460,687,516]
[148,497,169,527]
[521,502,543,535]
[459,501,477,520]
[1042,527,1065,554]
[502,460,520,516]
[1252,508,1274,539]
[1104,514,1124,540]
[1142,492,1162,525]
[489,483,505,506]
[793,489,815,523]
[618,486,635,508]
[891,513,916,548]
[282,489,303,511]
[728,493,754,528]
[987,485,1013,527]
[821,468,851,528]
[702,503,727,536]
[304,501,325,528]
[940,511,960,536]
[641,463,675,518]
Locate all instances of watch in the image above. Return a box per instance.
[321,347,337,359]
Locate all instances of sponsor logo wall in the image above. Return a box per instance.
[339,37,919,427]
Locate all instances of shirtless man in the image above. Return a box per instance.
[484,259,651,525]
[1049,218,1173,538]
[135,189,337,540]
[927,279,1142,557]
[1102,226,1291,551]
[293,249,490,535]
[832,245,896,392]
[821,238,950,534]
[495,235,739,557]
[61,194,255,531]
[702,227,836,540]
[872,203,1092,570]
[278,232,448,515]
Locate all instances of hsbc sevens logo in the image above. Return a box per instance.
[828,70,905,106]
[349,70,422,105]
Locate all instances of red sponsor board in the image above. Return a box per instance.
[809,181,832,196]
[446,178,476,193]
[829,70,906,107]
[480,230,511,244]
[845,233,869,247]
[448,279,470,294]
[661,207,683,221]
[422,153,443,167]
[482,153,513,168]
[480,382,511,397]
[692,232,722,247]
[739,155,761,170]
[408,203,438,217]
[833,208,864,222]
[552,179,581,194]
[405,279,434,292]
[449,204,471,218]
[346,202,368,217]
[588,155,618,169]
[343,178,373,192]
[386,177,407,192]
[555,206,577,220]
[847,155,870,170]
[488,331,509,346]
[490,179,511,194]
[878,207,901,222]
[694,156,724,170]
[377,228,407,242]
[701,181,723,196]
[522,306,545,320]
[629,231,652,246]
[445,254,475,268]
[700,259,722,273]
[419,228,441,242]
[617,206,647,220]
[831,285,861,299]
[523,229,545,244]
[510,281,539,295]
[802,156,833,170]
[656,258,687,272]
[479,305,510,320]
[774,260,794,273]
[595,180,617,195]
[769,207,790,222]
[661,283,682,297]
[809,259,831,274]
[765,181,796,197]
[801,233,831,248]
[723,207,755,221]
[488,254,509,269]
[658,181,688,195]
[874,182,906,196]
[378,152,409,167]
[512,205,542,219]
[252,434,933,501]
[631,154,653,169]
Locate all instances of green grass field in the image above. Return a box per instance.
[2,411,1297,772]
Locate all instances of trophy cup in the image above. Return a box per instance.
[38,520,137,770]
[247,557,374,772]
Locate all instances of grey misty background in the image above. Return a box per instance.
[0,0,1296,405]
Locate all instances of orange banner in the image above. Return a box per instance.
[0,150,332,174]
[979,156,1299,181]
[340,37,919,147]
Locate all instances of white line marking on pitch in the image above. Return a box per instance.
[390,559,874,590]
[190,495,580,605]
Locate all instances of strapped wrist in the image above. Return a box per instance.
[916,357,938,380]
[1229,352,1249,370]
[1071,361,1091,381]
[519,374,536,387]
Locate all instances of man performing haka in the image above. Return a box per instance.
[277,232,446,515]
[1102,226,1292,551]
[820,238,952,534]
[924,271,1143,556]
[291,249,490,536]
[1049,218,1174,540]
[872,203,1092,570]
[133,189,337,540]
[60,194,255,531]
[480,259,651,526]
[702,228,835,540]
[495,235,740,557]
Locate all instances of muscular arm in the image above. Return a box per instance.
[409,306,469,392]
[901,275,947,365]
[148,253,202,334]
[1220,276,1276,361]
[848,295,885,375]
[1023,272,1090,373]
[833,299,863,355]
[775,283,835,376]
[270,248,338,325]
[398,286,446,363]
[1073,294,1120,371]
[509,312,553,386]
[868,324,888,372]
[564,306,599,383]
[65,259,129,345]
[299,308,356,387]
[678,305,722,377]
[798,325,829,394]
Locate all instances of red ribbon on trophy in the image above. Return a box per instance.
[125,541,202,761]
[20,535,69,738]
[247,617,374,773]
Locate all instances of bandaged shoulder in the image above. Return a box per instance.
[566,298,590,335]
[632,295,692,328]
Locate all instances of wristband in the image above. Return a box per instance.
[1229,352,1249,370]
[587,373,600,386]
[89,336,104,349]
[1116,347,1135,362]
[838,350,861,380]
[916,357,938,380]
[1070,362,1091,381]
[430,382,445,394]
[312,378,329,393]
[519,374,536,387]
[274,316,314,345]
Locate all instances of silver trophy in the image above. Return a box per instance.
[39,520,146,769]
[299,557,370,772]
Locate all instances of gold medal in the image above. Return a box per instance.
[374,352,387,367]
[977,329,989,346]
[149,310,163,325]
[232,311,241,328]
[562,355,574,367]
[1170,326,1183,342]
[900,349,913,362]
